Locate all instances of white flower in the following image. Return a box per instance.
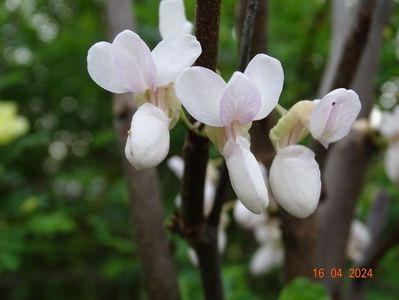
[87,30,201,170]
[250,243,284,276]
[384,141,399,185]
[347,220,371,263]
[269,145,321,218]
[233,200,268,230]
[309,88,361,148]
[176,54,284,213]
[167,155,218,216]
[250,219,283,276]
[379,105,399,139]
[159,0,193,39]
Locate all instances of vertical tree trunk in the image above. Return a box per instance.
[317,1,392,298]
[105,1,180,299]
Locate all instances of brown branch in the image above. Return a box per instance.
[238,0,259,71]
[105,1,180,299]
[317,1,393,297]
[176,1,223,300]
[346,190,390,300]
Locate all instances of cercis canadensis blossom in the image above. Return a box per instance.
[87,0,200,170]
[176,54,284,214]
[379,106,399,185]
[269,88,361,218]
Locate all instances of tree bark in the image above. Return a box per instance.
[106,1,180,299]
[317,1,393,298]
[176,1,224,300]
[346,190,390,300]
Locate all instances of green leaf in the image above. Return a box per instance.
[279,278,330,300]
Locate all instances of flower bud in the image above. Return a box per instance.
[269,145,321,218]
[125,103,170,170]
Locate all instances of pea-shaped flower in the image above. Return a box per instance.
[176,54,284,213]
[310,88,361,148]
[87,30,201,170]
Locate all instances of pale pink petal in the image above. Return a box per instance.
[244,54,284,120]
[111,30,157,95]
[87,42,129,93]
[219,72,261,126]
[151,34,201,87]
[176,67,226,126]
[125,103,170,170]
[159,0,193,39]
[269,145,321,218]
[310,88,361,148]
[223,140,268,213]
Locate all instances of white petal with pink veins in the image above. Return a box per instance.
[244,54,284,120]
[176,67,226,126]
[111,30,157,95]
[310,88,361,148]
[219,72,261,126]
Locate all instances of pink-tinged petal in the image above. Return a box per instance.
[111,30,157,95]
[219,72,261,126]
[384,141,399,185]
[159,0,193,39]
[269,145,321,218]
[310,88,361,148]
[176,67,226,126]
[125,103,170,170]
[244,54,284,120]
[223,140,269,213]
[151,34,201,87]
[87,42,129,93]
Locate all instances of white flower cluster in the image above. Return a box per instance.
[87,0,361,219]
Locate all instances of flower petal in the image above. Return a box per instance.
[176,67,226,126]
[111,30,157,95]
[159,0,193,39]
[167,155,184,179]
[244,54,284,120]
[151,34,201,87]
[269,145,321,218]
[250,244,283,276]
[87,42,129,93]
[347,220,371,263]
[223,139,269,213]
[309,88,361,148]
[125,103,170,170]
[380,105,399,139]
[384,141,399,185]
[219,72,261,126]
[233,200,267,230]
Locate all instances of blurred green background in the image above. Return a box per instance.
[0,0,398,299]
